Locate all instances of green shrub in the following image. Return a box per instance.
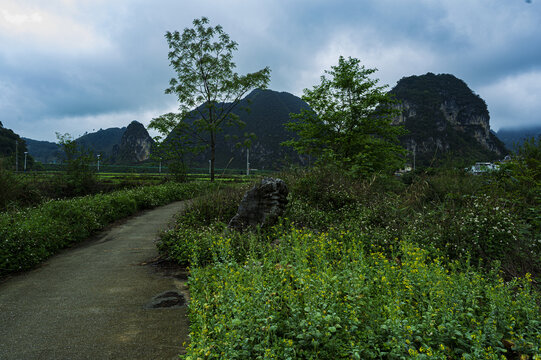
[184,228,541,359]
[157,184,250,266]
[0,166,26,209]
[281,166,403,213]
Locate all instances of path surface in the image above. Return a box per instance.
[0,201,191,360]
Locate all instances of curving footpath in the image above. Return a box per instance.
[0,200,191,360]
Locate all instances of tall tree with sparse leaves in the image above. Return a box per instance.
[150,17,270,181]
[284,56,406,176]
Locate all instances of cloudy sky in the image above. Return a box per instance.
[1,0,539,142]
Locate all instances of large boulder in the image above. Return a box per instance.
[228,178,288,231]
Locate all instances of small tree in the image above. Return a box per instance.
[150,17,271,181]
[56,133,97,195]
[150,113,205,182]
[284,56,406,176]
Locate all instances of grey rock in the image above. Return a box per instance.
[144,290,186,309]
[112,120,154,164]
[228,177,288,231]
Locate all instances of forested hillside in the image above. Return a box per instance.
[390,73,508,167]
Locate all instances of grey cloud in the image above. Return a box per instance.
[1,0,539,140]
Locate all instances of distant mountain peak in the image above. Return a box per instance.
[390,72,507,166]
[112,120,154,164]
[26,124,128,164]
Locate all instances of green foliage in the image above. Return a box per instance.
[0,182,211,276]
[487,137,541,234]
[151,17,271,181]
[150,113,204,182]
[0,170,46,210]
[284,56,406,176]
[508,136,541,191]
[185,235,540,359]
[156,164,541,358]
[0,163,24,209]
[157,184,250,266]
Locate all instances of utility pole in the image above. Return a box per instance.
[24,151,28,171]
[246,148,250,176]
[159,159,162,173]
[15,140,18,172]
[97,154,100,172]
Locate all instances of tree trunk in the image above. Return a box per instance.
[210,131,215,182]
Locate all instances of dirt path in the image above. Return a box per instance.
[0,200,191,360]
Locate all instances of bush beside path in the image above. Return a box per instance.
[0,182,212,276]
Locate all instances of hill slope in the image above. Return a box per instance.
[76,127,126,160]
[390,73,507,167]
[24,126,137,164]
[1,122,33,169]
[23,138,60,164]
[167,89,310,170]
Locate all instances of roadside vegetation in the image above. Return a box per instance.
[0,170,169,211]
[0,181,213,276]
[158,149,540,359]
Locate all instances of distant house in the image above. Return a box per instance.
[394,165,413,176]
[469,162,499,174]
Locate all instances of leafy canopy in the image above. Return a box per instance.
[149,17,270,181]
[284,56,406,176]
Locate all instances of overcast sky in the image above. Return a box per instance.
[1,0,539,142]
